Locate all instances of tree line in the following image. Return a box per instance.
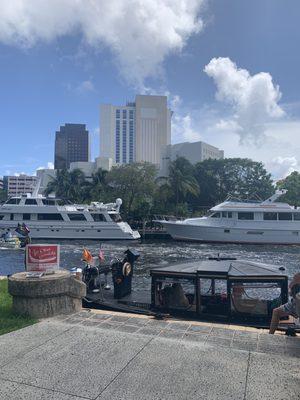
[43,158,300,219]
[1,158,299,218]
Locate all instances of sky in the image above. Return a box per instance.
[0,0,300,180]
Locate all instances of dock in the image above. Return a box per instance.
[0,309,299,399]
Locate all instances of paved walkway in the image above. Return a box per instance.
[0,310,299,400]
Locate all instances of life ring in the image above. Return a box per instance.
[122,262,132,277]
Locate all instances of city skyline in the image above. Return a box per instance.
[0,1,300,179]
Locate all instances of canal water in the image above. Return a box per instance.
[0,240,299,289]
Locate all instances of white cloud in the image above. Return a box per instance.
[266,157,300,180]
[168,99,300,179]
[75,80,95,94]
[204,57,285,144]
[169,94,202,143]
[0,0,205,87]
[13,172,26,177]
[172,113,201,143]
[36,162,54,171]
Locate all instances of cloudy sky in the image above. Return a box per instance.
[0,0,299,179]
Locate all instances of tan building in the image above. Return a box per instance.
[100,95,171,166]
[159,141,224,177]
[3,175,38,196]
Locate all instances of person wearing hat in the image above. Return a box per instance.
[269,272,300,334]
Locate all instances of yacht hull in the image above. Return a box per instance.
[0,222,140,240]
[161,222,300,245]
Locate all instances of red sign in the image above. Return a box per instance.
[26,244,60,271]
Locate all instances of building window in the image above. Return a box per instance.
[220,211,233,218]
[25,199,37,205]
[129,110,134,119]
[278,213,292,221]
[91,213,106,222]
[210,212,220,218]
[122,120,127,163]
[238,212,254,220]
[116,119,120,163]
[294,213,300,221]
[23,214,31,220]
[37,213,63,221]
[5,198,21,205]
[122,109,127,119]
[264,212,277,220]
[67,213,86,221]
[129,120,134,162]
[42,199,56,206]
[116,109,120,118]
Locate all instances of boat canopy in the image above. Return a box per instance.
[150,259,286,280]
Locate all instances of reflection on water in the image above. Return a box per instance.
[0,240,299,291]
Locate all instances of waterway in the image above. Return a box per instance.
[0,240,299,287]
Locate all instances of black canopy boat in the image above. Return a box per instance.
[81,250,298,331]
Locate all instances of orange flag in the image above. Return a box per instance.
[82,248,94,265]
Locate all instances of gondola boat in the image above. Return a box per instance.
[81,250,299,331]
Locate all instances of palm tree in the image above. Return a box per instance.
[159,157,199,214]
[87,168,108,202]
[45,169,87,202]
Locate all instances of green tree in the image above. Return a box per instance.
[276,171,300,206]
[0,190,8,203]
[106,162,157,217]
[194,158,273,207]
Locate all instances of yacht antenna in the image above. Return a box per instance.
[261,189,287,204]
[32,178,41,197]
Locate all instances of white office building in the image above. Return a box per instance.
[100,95,171,166]
[159,141,224,177]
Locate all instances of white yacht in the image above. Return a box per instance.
[0,194,140,240]
[158,190,300,244]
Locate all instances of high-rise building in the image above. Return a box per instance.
[54,123,90,169]
[3,175,38,196]
[159,141,224,177]
[100,95,171,165]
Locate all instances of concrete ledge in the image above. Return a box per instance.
[8,270,86,318]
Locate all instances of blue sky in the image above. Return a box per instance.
[0,0,300,179]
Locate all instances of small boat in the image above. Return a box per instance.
[0,236,22,249]
[156,190,300,244]
[81,250,298,330]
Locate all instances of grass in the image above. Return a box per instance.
[0,279,37,336]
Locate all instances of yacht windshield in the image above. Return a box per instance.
[208,212,220,218]
[109,213,122,222]
[5,198,21,205]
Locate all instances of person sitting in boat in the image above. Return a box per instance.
[231,284,268,315]
[269,273,300,334]
[160,283,190,309]
[15,223,31,247]
[3,229,12,240]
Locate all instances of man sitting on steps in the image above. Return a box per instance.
[269,272,300,334]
